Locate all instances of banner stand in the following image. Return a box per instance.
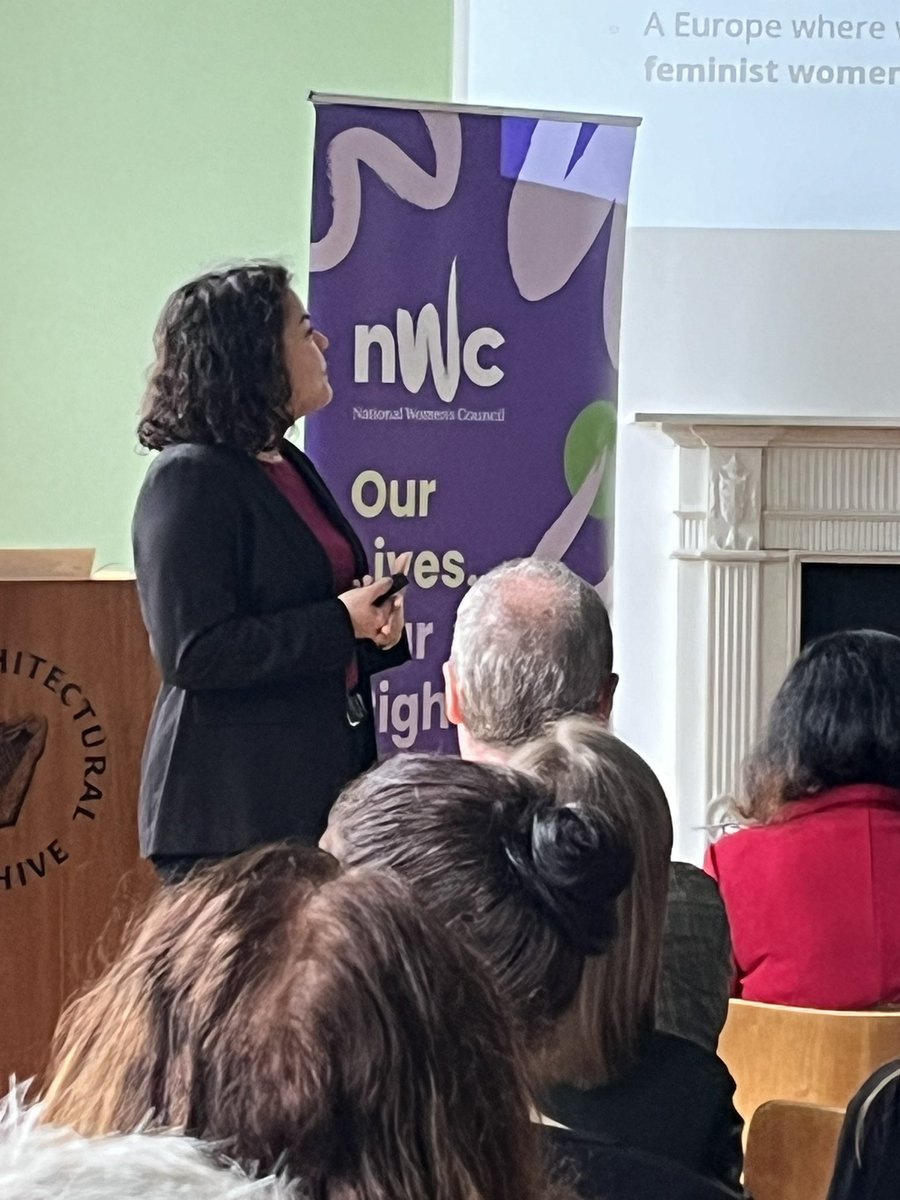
[307,94,640,754]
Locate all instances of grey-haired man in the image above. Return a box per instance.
[443,557,731,1053]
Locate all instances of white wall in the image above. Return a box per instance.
[617,228,900,857]
[459,0,900,857]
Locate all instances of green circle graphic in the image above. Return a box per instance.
[563,400,617,520]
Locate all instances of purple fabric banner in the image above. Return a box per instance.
[307,99,638,754]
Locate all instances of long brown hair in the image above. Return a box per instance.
[42,845,547,1200]
[512,717,673,1087]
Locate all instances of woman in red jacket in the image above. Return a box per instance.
[705,629,900,1010]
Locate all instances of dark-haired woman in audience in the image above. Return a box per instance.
[133,264,409,880]
[326,718,744,1197]
[705,629,900,1009]
[42,845,550,1200]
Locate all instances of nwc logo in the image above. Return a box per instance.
[353,260,505,404]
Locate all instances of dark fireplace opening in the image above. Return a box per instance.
[800,562,900,646]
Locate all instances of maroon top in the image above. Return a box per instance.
[705,783,900,1009]
[260,457,358,688]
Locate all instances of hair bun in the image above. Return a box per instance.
[505,804,633,954]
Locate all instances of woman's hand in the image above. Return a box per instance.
[375,589,405,650]
[371,551,410,649]
[338,577,402,644]
[339,554,410,648]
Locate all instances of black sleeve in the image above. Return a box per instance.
[357,630,412,676]
[827,1060,900,1200]
[133,455,356,691]
[706,1058,745,1191]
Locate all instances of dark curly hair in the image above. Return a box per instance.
[138,263,294,454]
[741,628,900,823]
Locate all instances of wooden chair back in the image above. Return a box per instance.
[744,1100,844,1200]
[718,999,900,1126]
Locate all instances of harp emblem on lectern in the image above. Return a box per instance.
[0,714,48,828]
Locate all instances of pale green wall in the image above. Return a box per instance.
[0,0,453,568]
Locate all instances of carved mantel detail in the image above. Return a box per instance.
[708,451,761,552]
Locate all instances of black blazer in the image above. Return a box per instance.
[132,439,409,857]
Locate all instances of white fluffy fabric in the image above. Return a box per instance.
[0,1085,287,1200]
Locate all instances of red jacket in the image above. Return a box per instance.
[704,784,900,1010]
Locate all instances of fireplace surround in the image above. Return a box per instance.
[636,415,900,840]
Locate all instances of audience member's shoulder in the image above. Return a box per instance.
[705,822,775,876]
[647,1029,726,1072]
[669,861,727,907]
[644,1032,739,1117]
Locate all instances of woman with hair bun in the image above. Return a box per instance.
[325,724,744,1198]
[513,718,743,1190]
[706,629,900,1009]
[325,752,632,1048]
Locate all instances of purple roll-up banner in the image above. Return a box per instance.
[307,96,640,755]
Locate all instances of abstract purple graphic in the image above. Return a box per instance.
[307,100,638,753]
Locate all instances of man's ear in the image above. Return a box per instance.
[443,659,464,727]
[597,672,619,724]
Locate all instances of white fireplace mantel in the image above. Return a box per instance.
[638,413,900,449]
[635,414,900,841]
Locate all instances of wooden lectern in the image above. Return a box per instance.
[0,560,159,1082]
